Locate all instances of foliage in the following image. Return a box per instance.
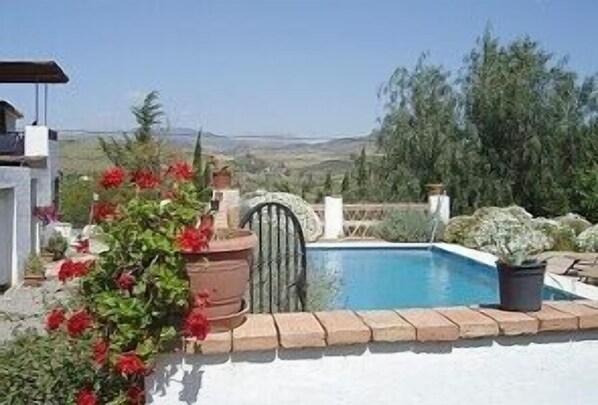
[2,161,212,403]
[577,225,598,253]
[131,91,163,143]
[99,91,165,172]
[322,172,333,197]
[192,130,204,189]
[571,164,598,223]
[531,218,577,252]
[60,174,95,227]
[375,209,436,242]
[354,30,598,220]
[443,215,476,244]
[47,231,69,261]
[340,172,350,196]
[34,205,59,226]
[555,213,592,236]
[25,254,45,276]
[0,329,102,404]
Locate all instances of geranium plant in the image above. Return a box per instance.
[24,161,214,404]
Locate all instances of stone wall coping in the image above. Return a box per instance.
[183,300,598,355]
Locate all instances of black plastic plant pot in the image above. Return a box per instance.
[496,260,547,312]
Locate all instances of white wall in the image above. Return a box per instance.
[147,332,598,405]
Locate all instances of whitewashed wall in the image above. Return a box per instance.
[147,331,598,405]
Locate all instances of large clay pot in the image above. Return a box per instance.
[183,229,257,331]
[425,183,445,196]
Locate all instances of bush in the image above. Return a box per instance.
[577,225,598,252]
[25,254,45,276]
[46,231,68,261]
[0,329,101,404]
[375,210,438,242]
[444,215,475,244]
[59,174,94,227]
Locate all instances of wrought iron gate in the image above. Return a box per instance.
[239,202,307,313]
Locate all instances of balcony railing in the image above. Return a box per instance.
[0,131,25,155]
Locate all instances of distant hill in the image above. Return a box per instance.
[58,128,373,157]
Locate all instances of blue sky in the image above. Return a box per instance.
[1,0,597,138]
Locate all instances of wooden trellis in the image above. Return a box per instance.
[312,203,428,239]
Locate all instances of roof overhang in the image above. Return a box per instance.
[0,61,69,84]
[0,100,24,118]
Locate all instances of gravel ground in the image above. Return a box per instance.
[0,280,69,343]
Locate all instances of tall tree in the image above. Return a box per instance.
[340,172,350,197]
[192,130,204,189]
[99,90,164,171]
[354,147,369,201]
[322,172,333,197]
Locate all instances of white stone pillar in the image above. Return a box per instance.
[324,196,344,240]
[428,194,450,225]
[212,189,241,229]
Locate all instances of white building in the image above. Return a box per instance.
[0,61,68,288]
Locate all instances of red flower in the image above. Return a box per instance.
[76,388,97,405]
[199,214,214,241]
[168,161,194,182]
[100,166,126,189]
[176,227,209,253]
[92,338,109,367]
[115,352,146,376]
[92,202,116,222]
[58,260,74,282]
[183,312,211,340]
[58,260,91,282]
[127,384,145,405]
[67,310,93,338]
[116,272,135,291]
[45,308,65,331]
[131,170,160,189]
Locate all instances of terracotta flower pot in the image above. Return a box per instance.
[24,274,46,287]
[183,229,257,331]
[212,168,232,189]
[425,183,444,196]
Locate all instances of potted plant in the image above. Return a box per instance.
[179,214,257,331]
[24,254,46,287]
[493,240,546,312]
[46,231,68,261]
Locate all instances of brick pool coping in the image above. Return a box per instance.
[184,300,598,355]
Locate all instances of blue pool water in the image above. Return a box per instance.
[308,248,578,310]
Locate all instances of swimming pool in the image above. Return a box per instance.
[308,247,578,310]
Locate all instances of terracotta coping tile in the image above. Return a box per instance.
[476,308,538,336]
[314,310,371,345]
[544,301,598,329]
[273,312,326,349]
[197,331,232,355]
[436,307,499,339]
[525,306,578,332]
[232,314,278,352]
[356,310,416,342]
[396,308,459,342]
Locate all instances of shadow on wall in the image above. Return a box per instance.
[146,330,598,404]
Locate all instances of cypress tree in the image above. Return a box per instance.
[192,130,203,189]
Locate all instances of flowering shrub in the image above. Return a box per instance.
[34,204,59,225]
[0,161,213,404]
